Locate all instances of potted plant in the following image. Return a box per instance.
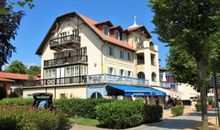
[207,98,213,110]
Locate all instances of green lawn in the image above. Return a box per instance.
[68,117,101,126]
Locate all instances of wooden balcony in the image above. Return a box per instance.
[50,34,81,51]
[24,76,86,86]
[44,55,87,68]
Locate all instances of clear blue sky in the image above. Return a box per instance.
[9,0,169,68]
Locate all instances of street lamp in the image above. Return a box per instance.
[211,59,220,126]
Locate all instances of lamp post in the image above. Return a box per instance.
[211,59,220,126]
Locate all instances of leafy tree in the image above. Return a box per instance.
[6,60,26,74]
[149,0,220,128]
[0,0,34,15]
[0,0,34,70]
[27,65,40,76]
[26,65,40,80]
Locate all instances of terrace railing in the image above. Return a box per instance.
[87,74,148,86]
[24,74,148,87]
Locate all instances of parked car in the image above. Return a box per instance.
[32,93,55,111]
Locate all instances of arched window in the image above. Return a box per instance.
[90,92,103,99]
[152,72,156,82]
[137,72,145,79]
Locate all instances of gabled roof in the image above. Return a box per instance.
[109,26,123,31]
[94,20,113,27]
[0,72,29,80]
[0,77,15,82]
[127,25,152,38]
[36,12,135,55]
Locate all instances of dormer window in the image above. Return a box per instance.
[122,33,127,43]
[104,25,109,35]
[114,30,120,40]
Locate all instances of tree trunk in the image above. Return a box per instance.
[197,59,208,129]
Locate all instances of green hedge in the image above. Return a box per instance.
[171,105,184,116]
[0,106,68,130]
[95,100,144,129]
[0,98,32,106]
[144,105,163,123]
[55,98,112,119]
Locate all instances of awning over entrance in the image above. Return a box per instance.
[106,84,166,97]
[153,87,180,98]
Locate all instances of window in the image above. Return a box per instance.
[120,69,124,76]
[122,33,127,43]
[127,52,131,61]
[128,71,131,77]
[104,25,109,35]
[80,66,87,75]
[60,32,67,41]
[151,54,156,65]
[44,69,55,79]
[152,72,156,82]
[65,66,76,77]
[124,50,127,60]
[114,30,120,40]
[108,67,114,75]
[72,29,79,36]
[119,49,124,59]
[60,93,66,99]
[75,66,79,76]
[108,46,116,56]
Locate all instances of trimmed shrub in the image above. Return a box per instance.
[171,105,184,116]
[195,103,201,111]
[55,98,112,119]
[0,106,68,130]
[8,92,19,98]
[95,100,144,129]
[0,98,32,106]
[143,105,163,123]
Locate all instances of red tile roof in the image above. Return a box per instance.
[0,77,15,82]
[79,14,135,51]
[0,72,29,80]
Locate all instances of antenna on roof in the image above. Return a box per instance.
[128,16,139,28]
[133,16,137,26]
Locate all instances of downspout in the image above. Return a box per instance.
[101,42,107,74]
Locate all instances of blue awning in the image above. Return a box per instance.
[107,84,166,97]
[150,88,166,96]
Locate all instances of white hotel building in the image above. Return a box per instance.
[23,12,163,99]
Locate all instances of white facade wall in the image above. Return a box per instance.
[23,86,87,99]
[79,24,103,75]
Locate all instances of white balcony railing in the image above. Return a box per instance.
[87,74,148,86]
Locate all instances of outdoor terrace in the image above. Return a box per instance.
[24,74,148,87]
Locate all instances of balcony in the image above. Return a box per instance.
[24,74,148,87]
[87,74,148,86]
[50,34,81,51]
[44,55,87,68]
[24,76,86,86]
[160,82,177,88]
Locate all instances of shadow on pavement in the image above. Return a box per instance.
[186,111,217,117]
[144,119,201,129]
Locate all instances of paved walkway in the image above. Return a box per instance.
[70,110,217,130]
